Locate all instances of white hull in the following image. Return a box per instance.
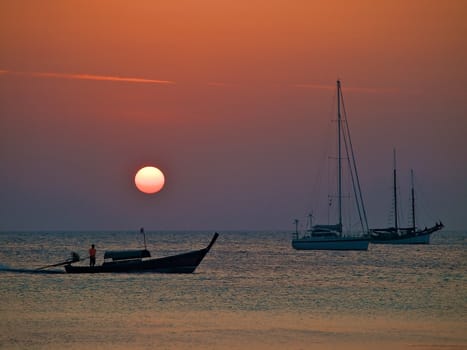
[371,232,431,244]
[292,237,369,251]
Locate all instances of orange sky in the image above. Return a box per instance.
[1,1,466,230]
[1,1,465,88]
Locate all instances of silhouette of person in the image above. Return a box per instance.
[89,244,96,267]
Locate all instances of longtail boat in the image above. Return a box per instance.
[62,232,219,274]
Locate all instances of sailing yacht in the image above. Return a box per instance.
[291,80,370,251]
[370,151,443,244]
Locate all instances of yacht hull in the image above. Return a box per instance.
[370,223,443,244]
[292,237,369,251]
[371,231,431,244]
[371,234,429,244]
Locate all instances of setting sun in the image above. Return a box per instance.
[134,166,165,194]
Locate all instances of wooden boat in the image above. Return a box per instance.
[371,155,443,244]
[64,232,219,273]
[371,223,443,244]
[292,81,370,251]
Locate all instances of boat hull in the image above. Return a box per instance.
[370,224,443,245]
[371,234,429,244]
[371,231,431,244]
[292,237,369,251]
[65,233,218,274]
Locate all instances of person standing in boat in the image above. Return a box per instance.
[89,244,96,267]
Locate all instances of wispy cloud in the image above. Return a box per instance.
[293,83,335,90]
[293,83,401,94]
[0,70,175,85]
[207,82,236,87]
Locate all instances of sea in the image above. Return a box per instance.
[0,230,466,350]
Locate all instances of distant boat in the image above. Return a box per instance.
[292,80,370,251]
[62,231,219,273]
[370,151,443,244]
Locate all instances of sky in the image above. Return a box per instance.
[1,0,466,231]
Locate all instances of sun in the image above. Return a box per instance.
[134,166,165,194]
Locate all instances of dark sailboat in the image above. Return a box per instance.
[371,152,443,244]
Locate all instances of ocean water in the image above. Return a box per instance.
[0,230,466,349]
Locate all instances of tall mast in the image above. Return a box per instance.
[140,227,147,250]
[411,169,416,230]
[294,219,299,239]
[337,80,342,234]
[307,212,313,230]
[393,149,399,233]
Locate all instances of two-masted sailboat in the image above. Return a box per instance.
[370,151,443,244]
[292,80,370,251]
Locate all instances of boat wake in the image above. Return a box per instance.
[0,264,65,274]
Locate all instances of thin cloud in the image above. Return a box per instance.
[344,86,401,94]
[293,83,401,94]
[207,82,237,87]
[0,70,175,85]
[293,83,335,90]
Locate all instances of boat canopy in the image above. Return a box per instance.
[104,249,151,261]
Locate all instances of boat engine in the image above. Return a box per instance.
[70,252,80,262]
